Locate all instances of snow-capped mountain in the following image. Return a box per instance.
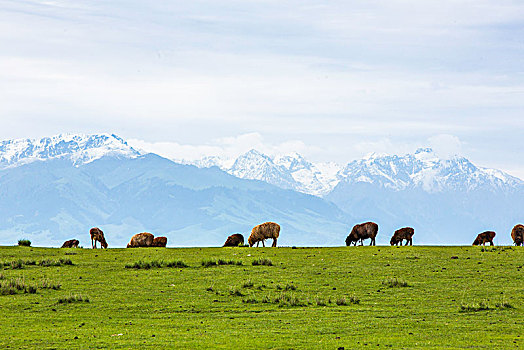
[0,134,351,247]
[191,150,341,196]
[0,133,140,169]
[337,148,523,193]
[229,150,299,191]
[190,147,522,197]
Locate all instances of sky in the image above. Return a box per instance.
[1,0,523,177]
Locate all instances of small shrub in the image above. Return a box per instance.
[242,297,258,304]
[40,278,61,290]
[57,294,90,304]
[229,288,245,297]
[382,278,409,288]
[274,294,305,307]
[0,277,38,295]
[242,280,254,288]
[315,297,327,306]
[460,301,490,312]
[38,258,73,267]
[201,259,217,267]
[126,260,188,269]
[9,260,24,269]
[125,260,151,269]
[495,302,514,309]
[202,259,242,267]
[252,258,273,266]
[165,260,188,268]
[337,296,360,305]
[276,283,297,291]
[18,239,31,247]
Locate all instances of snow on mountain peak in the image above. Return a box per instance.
[0,133,141,168]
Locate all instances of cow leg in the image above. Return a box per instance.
[272,238,277,247]
[490,240,494,246]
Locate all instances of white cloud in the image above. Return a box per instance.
[0,0,522,178]
[128,132,316,164]
[428,134,463,159]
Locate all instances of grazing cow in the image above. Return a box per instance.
[223,233,244,247]
[390,227,414,246]
[472,231,496,246]
[61,239,80,248]
[127,232,154,248]
[345,222,379,246]
[152,236,168,247]
[248,222,280,247]
[90,227,108,249]
[511,224,524,246]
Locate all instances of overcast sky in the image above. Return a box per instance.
[1,1,523,177]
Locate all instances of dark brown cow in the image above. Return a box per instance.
[223,233,244,247]
[345,222,378,246]
[90,227,108,249]
[390,227,414,246]
[511,224,524,246]
[61,239,79,248]
[152,236,168,247]
[127,232,154,248]
[472,231,496,246]
[248,222,280,247]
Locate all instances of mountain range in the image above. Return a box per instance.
[0,133,522,247]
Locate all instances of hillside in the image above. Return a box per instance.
[0,246,522,348]
[0,146,349,247]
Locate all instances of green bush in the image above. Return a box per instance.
[252,258,273,266]
[17,239,31,247]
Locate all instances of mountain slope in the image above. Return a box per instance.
[0,153,351,247]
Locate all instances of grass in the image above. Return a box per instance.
[0,277,37,295]
[57,293,90,304]
[0,246,522,348]
[17,239,31,247]
[251,258,273,266]
[40,278,61,290]
[382,277,409,288]
[125,259,188,269]
[201,258,242,267]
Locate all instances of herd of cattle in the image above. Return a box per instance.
[59,222,524,249]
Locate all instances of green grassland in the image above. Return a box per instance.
[0,245,522,349]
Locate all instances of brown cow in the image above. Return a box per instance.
[223,233,244,247]
[390,227,414,246]
[346,222,378,246]
[511,224,524,246]
[152,236,168,247]
[90,227,108,249]
[248,222,280,247]
[61,239,79,248]
[127,232,154,248]
[472,231,496,246]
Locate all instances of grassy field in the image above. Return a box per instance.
[0,245,522,349]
